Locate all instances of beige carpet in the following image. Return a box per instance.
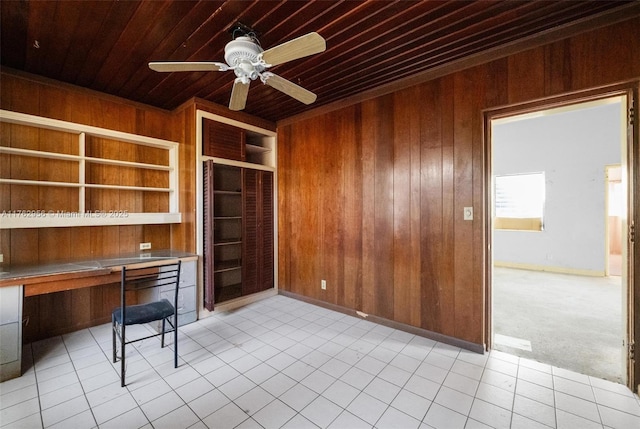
[492,267,624,383]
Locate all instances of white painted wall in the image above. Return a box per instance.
[493,101,622,275]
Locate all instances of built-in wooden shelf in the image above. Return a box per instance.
[0,109,181,229]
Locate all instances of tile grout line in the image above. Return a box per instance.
[61,331,100,429]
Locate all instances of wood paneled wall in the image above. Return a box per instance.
[0,70,197,341]
[277,18,640,346]
[0,71,192,264]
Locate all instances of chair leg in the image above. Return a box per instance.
[174,313,178,368]
[120,323,126,387]
[111,315,116,363]
[161,318,166,348]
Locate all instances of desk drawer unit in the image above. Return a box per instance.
[0,285,23,382]
[138,260,198,331]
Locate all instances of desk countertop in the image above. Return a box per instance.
[0,250,198,288]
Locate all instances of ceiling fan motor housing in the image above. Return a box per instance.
[224,36,265,81]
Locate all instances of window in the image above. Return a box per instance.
[494,172,545,231]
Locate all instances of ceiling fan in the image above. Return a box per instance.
[149,24,326,111]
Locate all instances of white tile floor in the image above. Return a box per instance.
[1,295,639,429]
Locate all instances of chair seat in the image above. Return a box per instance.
[112,299,175,325]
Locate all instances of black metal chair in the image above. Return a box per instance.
[112,261,181,387]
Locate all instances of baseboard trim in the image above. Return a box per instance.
[278,290,485,354]
[494,261,605,277]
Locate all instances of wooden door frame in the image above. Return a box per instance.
[483,81,638,392]
[627,85,638,393]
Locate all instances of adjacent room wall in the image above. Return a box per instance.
[277,18,640,347]
[493,102,622,275]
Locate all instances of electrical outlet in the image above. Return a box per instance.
[321,279,327,290]
[139,242,151,250]
[0,254,3,263]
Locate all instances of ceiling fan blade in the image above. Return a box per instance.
[148,61,227,72]
[261,32,326,66]
[229,79,250,111]
[263,73,317,105]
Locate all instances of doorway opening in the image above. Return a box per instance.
[489,96,628,384]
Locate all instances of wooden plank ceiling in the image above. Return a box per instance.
[1,0,635,123]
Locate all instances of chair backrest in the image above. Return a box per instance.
[121,261,182,316]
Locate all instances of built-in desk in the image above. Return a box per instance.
[0,251,198,382]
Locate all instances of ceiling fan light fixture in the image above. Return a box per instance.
[224,36,263,67]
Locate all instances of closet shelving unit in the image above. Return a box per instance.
[198,110,276,309]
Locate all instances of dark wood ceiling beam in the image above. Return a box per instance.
[102,0,201,94]
[250,0,340,47]
[268,4,495,108]
[89,0,172,91]
[305,2,601,100]
[270,0,448,91]
[141,0,236,63]
[260,1,370,49]
[0,0,29,69]
[310,0,453,73]
[119,0,225,95]
[57,2,113,84]
[305,1,539,96]
[75,1,141,88]
[286,1,612,105]
[24,1,58,73]
[41,2,91,77]
[317,0,406,43]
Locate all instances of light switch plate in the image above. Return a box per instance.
[464,207,473,221]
